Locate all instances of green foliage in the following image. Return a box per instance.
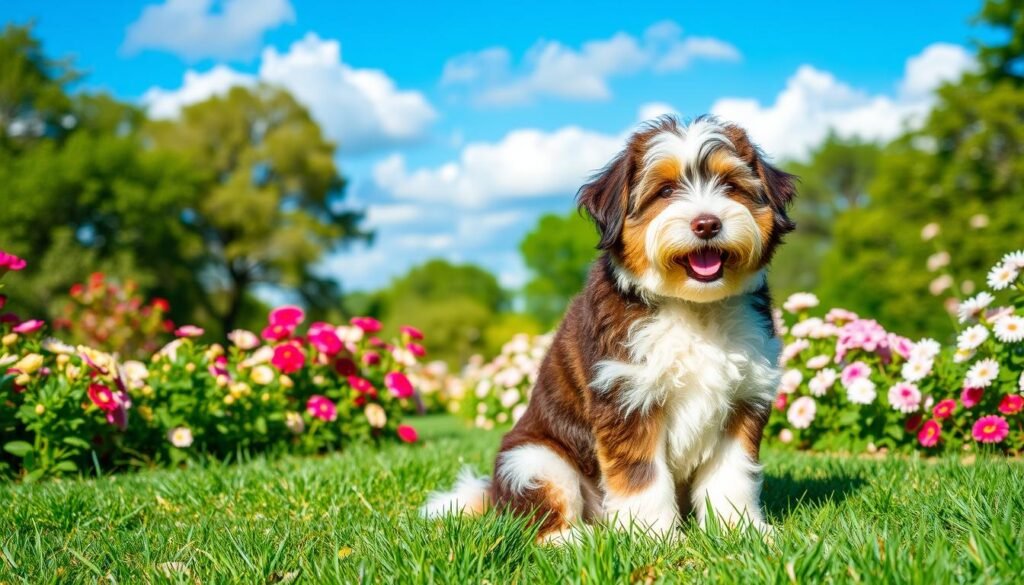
[520,210,598,327]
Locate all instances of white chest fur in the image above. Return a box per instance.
[592,294,781,479]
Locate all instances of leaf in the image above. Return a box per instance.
[53,460,78,473]
[4,441,33,457]
[63,436,91,449]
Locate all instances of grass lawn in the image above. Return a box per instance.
[1,414,1023,584]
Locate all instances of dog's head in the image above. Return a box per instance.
[578,116,796,303]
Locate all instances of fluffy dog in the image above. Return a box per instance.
[423,116,796,542]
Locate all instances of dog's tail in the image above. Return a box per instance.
[420,467,491,518]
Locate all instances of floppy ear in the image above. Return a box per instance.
[577,151,632,251]
[723,123,797,236]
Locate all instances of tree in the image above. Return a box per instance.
[520,210,598,327]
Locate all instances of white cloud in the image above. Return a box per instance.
[710,42,975,160]
[141,33,436,153]
[373,126,624,208]
[442,21,740,106]
[123,0,294,61]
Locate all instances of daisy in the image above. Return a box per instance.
[888,383,922,413]
[987,262,1019,291]
[971,415,1009,444]
[809,368,837,397]
[168,427,193,448]
[957,325,989,351]
[846,378,877,405]
[1002,250,1024,270]
[993,315,1024,343]
[918,420,941,447]
[778,429,794,443]
[781,339,810,364]
[783,292,820,314]
[841,361,870,388]
[926,251,950,272]
[965,358,999,388]
[806,354,831,370]
[910,338,941,361]
[779,369,803,394]
[953,348,975,364]
[957,292,994,323]
[787,396,817,429]
[901,358,933,383]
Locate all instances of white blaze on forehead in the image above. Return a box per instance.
[642,119,733,170]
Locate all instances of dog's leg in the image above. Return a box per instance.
[491,443,584,543]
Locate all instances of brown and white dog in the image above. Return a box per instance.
[422,115,796,543]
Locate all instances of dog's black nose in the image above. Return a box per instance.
[690,214,722,240]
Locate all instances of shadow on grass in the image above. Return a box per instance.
[761,469,866,518]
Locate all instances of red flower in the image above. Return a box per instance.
[397,425,418,443]
[774,393,788,411]
[933,399,957,419]
[269,306,305,328]
[333,358,357,376]
[918,419,941,447]
[384,371,414,398]
[407,342,426,358]
[961,387,983,408]
[13,319,44,334]
[998,394,1023,415]
[309,327,343,356]
[904,413,923,432]
[151,298,171,312]
[351,316,382,333]
[261,323,293,342]
[69,283,84,297]
[306,395,337,422]
[348,376,377,397]
[89,272,105,288]
[400,325,423,340]
[271,344,306,374]
[88,383,118,412]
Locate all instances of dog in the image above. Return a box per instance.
[423,115,796,543]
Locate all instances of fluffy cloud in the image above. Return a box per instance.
[373,126,624,207]
[141,33,436,153]
[441,21,740,106]
[711,43,975,160]
[123,0,294,61]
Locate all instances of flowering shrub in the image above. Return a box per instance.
[454,333,552,429]
[0,253,424,481]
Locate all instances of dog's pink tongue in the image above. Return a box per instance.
[688,249,723,277]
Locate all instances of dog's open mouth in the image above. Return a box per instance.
[678,248,727,282]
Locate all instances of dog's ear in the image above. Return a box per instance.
[577,151,632,251]
[724,124,797,236]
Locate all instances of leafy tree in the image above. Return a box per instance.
[520,210,598,326]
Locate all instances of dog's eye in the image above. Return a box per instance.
[659,185,675,198]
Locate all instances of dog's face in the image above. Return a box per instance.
[579,116,796,303]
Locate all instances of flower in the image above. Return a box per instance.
[261,324,293,342]
[953,348,975,364]
[407,342,426,358]
[333,358,357,376]
[825,308,859,324]
[808,368,837,397]
[957,292,994,323]
[933,399,957,419]
[780,339,809,364]
[306,395,337,422]
[887,383,922,413]
[400,325,424,340]
[779,429,794,443]
[271,344,306,374]
[846,378,877,405]
[269,306,305,328]
[106,391,131,430]
[168,427,193,448]
[12,353,44,375]
[926,251,950,272]
[965,358,999,389]
[779,369,803,394]
[972,415,1009,444]
[774,393,788,411]
[1002,250,1024,270]
[969,213,989,229]
[961,386,984,408]
[957,325,989,351]
[920,222,940,241]
[806,355,830,370]
[783,292,819,314]
[285,411,305,434]
[910,338,941,362]
[384,371,415,399]
[1020,371,1024,393]
[993,315,1024,343]
[918,420,941,447]
[13,319,44,334]
[350,316,382,333]
[787,396,817,429]
[0,251,27,273]
[309,327,343,356]
[512,403,528,422]
[998,394,1023,415]
[835,319,889,361]
[174,325,204,338]
[365,403,387,428]
[0,294,5,309]
[929,275,953,296]
[397,425,418,443]
[987,263,1018,290]
[901,358,933,383]
[888,334,914,359]
[88,383,117,412]
[228,329,260,350]
[250,365,275,385]
[42,337,75,354]
[840,361,870,388]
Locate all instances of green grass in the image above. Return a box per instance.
[1,415,1022,584]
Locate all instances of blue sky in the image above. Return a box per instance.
[4,1,984,293]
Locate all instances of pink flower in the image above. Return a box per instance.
[774,393,788,411]
[835,319,889,361]
[362,351,381,366]
[998,394,1023,415]
[840,361,871,388]
[309,327,343,356]
[933,399,957,419]
[887,382,922,413]
[271,344,306,374]
[306,395,337,422]
[88,383,117,412]
[397,425,418,443]
[972,415,1009,444]
[384,371,414,399]
[0,251,27,273]
[106,391,130,430]
[824,308,859,325]
[13,319,44,334]
[228,329,261,350]
[269,306,305,328]
[888,334,914,360]
[918,420,941,447]
[348,375,377,397]
[208,355,229,378]
[261,323,294,341]
[407,342,426,358]
[351,316,382,333]
[400,325,423,340]
[961,387,983,408]
[174,325,204,338]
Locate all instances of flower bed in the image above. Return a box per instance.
[1,253,424,481]
[454,333,553,429]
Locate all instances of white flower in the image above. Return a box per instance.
[512,403,528,422]
[227,329,260,350]
[887,382,922,413]
[929,275,953,296]
[965,358,999,388]
[285,411,305,434]
[910,338,941,361]
[1002,250,1024,270]
[781,339,809,364]
[250,365,275,385]
[495,367,524,388]
[920,222,940,241]
[476,402,488,414]
[41,337,76,354]
[846,378,877,405]
[364,403,387,429]
[987,262,1019,290]
[993,315,1024,343]
[779,429,794,443]
[474,379,492,398]
[239,345,274,368]
[500,389,522,408]
[957,324,989,351]
[787,396,817,429]
[336,325,364,344]
[122,360,149,389]
[808,368,837,397]
[926,251,950,272]
[392,347,416,367]
[779,369,803,394]
[806,354,830,370]
[901,358,933,383]
[953,348,975,363]
[783,293,819,314]
[1019,371,1024,393]
[790,318,824,339]
[168,427,193,448]
[957,292,994,323]
[969,213,989,229]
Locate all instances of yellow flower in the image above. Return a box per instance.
[13,353,44,374]
[138,405,154,422]
[141,385,154,398]
[15,374,30,386]
[279,375,294,389]
[223,394,235,405]
[65,364,81,380]
[56,354,70,367]
[229,382,251,398]
[34,404,45,415]
[216,374,229,388]
[2,333,18,347]
[184,363,196,373]
[250,365,275,385]
[261,392,270,402]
